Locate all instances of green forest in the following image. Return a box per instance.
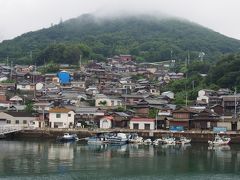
[0,14,240,65]
[163,53,240,105]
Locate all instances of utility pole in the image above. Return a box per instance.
[33,63,36,99]
[79,54,82,70]
[234,87,237,120]
[6,57,9,66]
[155,110,158,130]
[10,61,13,80]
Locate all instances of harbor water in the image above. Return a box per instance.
[0,140,240,179]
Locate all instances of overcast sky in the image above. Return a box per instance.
[0,0,240,42]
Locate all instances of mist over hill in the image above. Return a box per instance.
[0,13,240,64]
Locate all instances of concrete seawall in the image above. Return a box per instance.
[10,128,240,144]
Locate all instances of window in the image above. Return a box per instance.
[56,114,61,118]
[23,120,27,124]
[117,101,121,106]
[7,120,11,124]
[111,100,114,106]
[15,120,19,124]
[133,123,139,130]
[68,114,71,117]
[144,124,150,130]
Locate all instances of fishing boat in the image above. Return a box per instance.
[108,133,128,145]
[208,135,231,146]
[176,137,191,145]
[57,133,79,142]
[152,138,162,145]
[143,138,152,145]
[87,133,109,145]
[162,137,176,145]
[128,133,143,144]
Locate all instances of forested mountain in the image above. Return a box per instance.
[0,14,240,64]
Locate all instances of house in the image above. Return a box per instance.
[161,91,174,99]
[75,107,105,127]
[49,107,75,128]
[190,109,220,130]
[222,94,240,115]
[197,89,222,107]
[0,112,36,127]
[129,117,155,130]
[95,94,123,108]
[112,112,131,128]
[99,116,113,129]
[121,93,149,105]
[71,81,86,89]
[119,55,132,62]
[169,108,198,130]
[9,95,23,104]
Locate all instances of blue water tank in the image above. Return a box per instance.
[57,71,71,85]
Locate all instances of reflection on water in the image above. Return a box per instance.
[0,140,240,179]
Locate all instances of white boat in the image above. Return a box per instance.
[57,133,79,142]
[108,133,128,145]
[143,138,152,145]
[208,135,231,146]
[152,138,162,145]
[128,134,143,144]
[87,133,110,145]
[87,136,108,145]
[162,137,176,145]
[176,137,191,145]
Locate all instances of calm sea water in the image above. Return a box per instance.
[0,139,239,180]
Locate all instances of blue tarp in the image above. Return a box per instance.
[170,126,184,132]
[213,127,227,133]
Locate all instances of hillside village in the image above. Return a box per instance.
[0,54,239,133]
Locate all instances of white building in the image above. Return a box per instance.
[99,116,113,129]
[0,112,36,128]
[49,107,75,128]
[95,94,123,107]
[197,89,216,103]
[129,118,155,130]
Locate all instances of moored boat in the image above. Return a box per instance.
[143,138,152,145]
[128,133,143,144]
[176,137,191,145]
[108,133,128,145]
[57,133,79,142]
[162,137,176,145]
[87,133,109,145]
[208,135,231,146]
[152,138,162,145]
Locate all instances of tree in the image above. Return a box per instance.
[24,100,34,113]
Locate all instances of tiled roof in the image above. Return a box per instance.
[5,112,35,117]
[130,117,155,122]
[49,107,73,113]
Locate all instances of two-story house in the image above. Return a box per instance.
[49,107,75,128]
